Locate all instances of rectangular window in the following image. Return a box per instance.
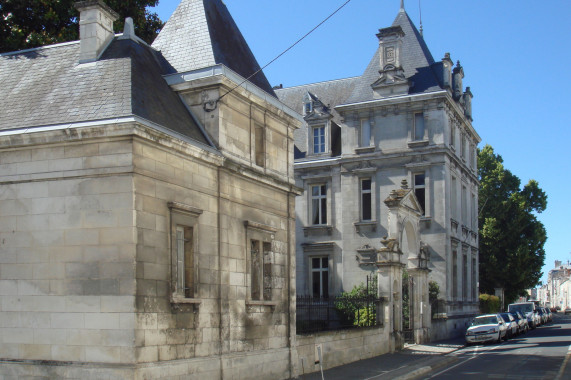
[311,184,327,225]
[471,193,476,229]
[250,239,273,301]
[472,257,478,300]
[469,144,475,169]
[451,176,457,220]
[414,173,426,215]
[176,226,194,298]
[360,119,371,147]
[452,250,458,299]
[313,126,325,154]
[169,202,202,301]
[461,135,466,160]
[311,257,329,298]
[254,124,265,167]
[305,101,312,115]
[450,124,455,147]
[461,186,467,224]
[361,178,372,221]
[414,113,425,140]
[463,254,468,301]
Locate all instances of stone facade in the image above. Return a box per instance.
[277,3,481,342]
[0,1,302,378]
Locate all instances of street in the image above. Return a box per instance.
[419,313,571,380]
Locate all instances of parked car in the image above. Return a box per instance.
[511,311,528,334]
[545,308,553,322]
[500,313,518,338]
[537,308,547,325]
[565,307,571,315]
[508,302,537,329]
[465,314,508,345]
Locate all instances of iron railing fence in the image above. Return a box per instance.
[296,294,385,334]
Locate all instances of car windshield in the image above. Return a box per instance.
[473,316,498,326]
[500,314,510,322]
[508,303,533,314]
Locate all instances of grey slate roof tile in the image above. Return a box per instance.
[345,9,442,104]
[0,38,208,146]
[152,0,276,97]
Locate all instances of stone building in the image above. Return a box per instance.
[0,1,301,379]
[277,1,481,341]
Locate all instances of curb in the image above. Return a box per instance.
[393,356,459,380]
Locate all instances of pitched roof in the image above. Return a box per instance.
[151,0,276,97]
[345,8,442,104]
[0,38,209,145]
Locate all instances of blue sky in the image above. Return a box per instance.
[150,0,571,283]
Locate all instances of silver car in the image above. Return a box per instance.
[465,314,508,345]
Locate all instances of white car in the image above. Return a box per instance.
[465,314,508,345]
[499,313,518,338]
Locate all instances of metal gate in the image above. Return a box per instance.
[402,271,414,343]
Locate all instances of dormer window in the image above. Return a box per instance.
[304,101,313,115]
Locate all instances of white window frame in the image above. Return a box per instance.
[360,177,373,221]
[310,256,330,298]
[413,172,426,216]
[312,125,326,154]
[310,183,328,226]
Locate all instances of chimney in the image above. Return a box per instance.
[75,1,119,63]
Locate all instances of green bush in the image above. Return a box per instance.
[479,293,500,313]
[335,276,377,327]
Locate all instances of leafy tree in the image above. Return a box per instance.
[0,0,163,53]
[478,144,547,304]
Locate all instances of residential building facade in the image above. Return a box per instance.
[277,2,481,340]
[0,1,301,379]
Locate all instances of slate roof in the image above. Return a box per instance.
[0,38,209,145]
[276,77,358,154]
[345,8,442,104]
[152,0,276,97]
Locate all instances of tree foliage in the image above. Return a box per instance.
[0,0,163,53]
[478,145,547,303]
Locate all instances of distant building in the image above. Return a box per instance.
[0,0,301,378]
[277,1,480,340]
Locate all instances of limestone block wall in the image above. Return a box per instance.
[296,327,389,376]
[0,131,137,364]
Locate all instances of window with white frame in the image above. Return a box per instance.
[414,113,425,141]
[360,119,371,147]
[311,256,329,297]
[311,184,327,225]
[360,178,372,221]
[312,125,326,154]
[451,176,457,220]
[304,101,313,115]
[168,202,202,301]
[414,173,426,215]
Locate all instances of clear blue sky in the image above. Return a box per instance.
[150,0,571,283]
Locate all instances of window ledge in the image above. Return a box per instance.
[171,296,202,305]
[355,146,375,154]
[354,220,377,232]
[303,225,333,237]
[407,140,429,148]
[246,300,278,307]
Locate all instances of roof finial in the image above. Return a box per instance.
[419,0,423,36]
[400,0,405,11]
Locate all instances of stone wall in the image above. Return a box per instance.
[296,327,389,376]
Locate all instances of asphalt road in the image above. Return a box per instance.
[419,313,571,380]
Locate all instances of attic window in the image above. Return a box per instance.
[305,101,313,115]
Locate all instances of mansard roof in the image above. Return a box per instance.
[151,0,276,97]
[0,38,209,145]
[345,8,441,104]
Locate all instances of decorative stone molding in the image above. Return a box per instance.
[303,225,333,237]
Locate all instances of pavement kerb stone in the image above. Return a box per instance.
[393,356,459,380]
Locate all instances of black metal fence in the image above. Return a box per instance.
[296,275,385,334]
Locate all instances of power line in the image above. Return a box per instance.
[204,0,353,112]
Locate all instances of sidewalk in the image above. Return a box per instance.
[298,337,465,380]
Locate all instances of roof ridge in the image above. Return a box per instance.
[276,76,360,91]
[0,40,80,57]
